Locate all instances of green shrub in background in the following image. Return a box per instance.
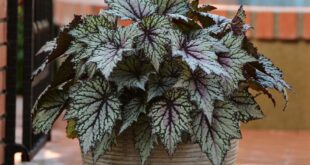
[17,5,24,94]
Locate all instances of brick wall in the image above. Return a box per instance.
[54,0,310,40]
[210,5,310,40]
[0,0,6,163]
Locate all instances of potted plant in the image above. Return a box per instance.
[32,0,290,165]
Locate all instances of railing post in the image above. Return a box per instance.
[4,0,18,164]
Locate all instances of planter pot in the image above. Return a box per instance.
[83,132,239,165]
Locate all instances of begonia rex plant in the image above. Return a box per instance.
[32,0,290,165]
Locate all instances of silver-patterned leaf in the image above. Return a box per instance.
[256,55,290,108]
[133,117,157,165]
[175,68,224,123]
[66,78,121,153]
[167,13,191,22]
[93,132,116,162]
[111,56,154,91]
[231,89,264,122]
[86,24,140,79]
[231,6,248,35]
[69,15,116,40]
[198,12,251,34]
[32,88,68,134]
[255,69,289,109]
[65,42,90,65]
[32,16,83,80]
[258,55,289,85]
[192,101,241,165]
[219,32,257,91]
[150,89,192,155]
[147,61,181,101]
[119,97,147,133]
[106,0,157,20]
[75,61,97,79]
[137,15,171,70]
[36,38,57,56]
[153,0,189,15]
[171,30,229,77]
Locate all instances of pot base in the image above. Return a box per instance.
[83,133,239,165]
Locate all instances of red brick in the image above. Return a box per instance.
[0,46,6,67]
[255,12,275,40]
[245,11,253,38]
[0,70,5,93]
[0,0,6,19]
[0,141,4,164]
[278,13,297,40]
[0,23,6,43]
[94,5,108,13]
[303,13,310,40]
[0,95,4,115]
[0,119,4,140]
[118,20,133,27]
[210,10,228,17]
[53,0,64,25]
[79,6,97,15]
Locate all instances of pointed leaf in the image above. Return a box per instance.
[86,24,140,79]
[252,56,290,109]
[119,97,147,133]
[111,56,154,91]
[231,89,264,122]
[65,42,90,65]
[147,61,181,101]
[36,39,57,56]
[255,69,289,110]
[171,30,229,77]
[219,32,257,90]
[150,89,192,155]
[192,101,241,165]
[106,0,156,20]
[93,132,116,162]
[50,57,75,88]
[137,15,171,70]
[69,15,116,40]
[154,0,189,15]
[66,78,122,153]
[231,6,248,35]
[258,56,288,83]
[133,116,157,165]
[175,68,224,123]
[32,88,68,134]
[197,12,251,34]
[32,16,83,79]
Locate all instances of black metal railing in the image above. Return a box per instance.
[4,0,54,164]
[23,0,54,161]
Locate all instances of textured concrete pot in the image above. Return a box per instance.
[83,132,239,165]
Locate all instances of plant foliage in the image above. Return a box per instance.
[32,1,290,165]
